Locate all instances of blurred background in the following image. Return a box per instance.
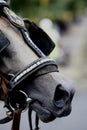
[0,0,87,130]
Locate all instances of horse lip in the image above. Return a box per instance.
[29,100,71,122]
[52,104,72,117]
[30,101,56,123]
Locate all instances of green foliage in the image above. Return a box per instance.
[10,0,87,22]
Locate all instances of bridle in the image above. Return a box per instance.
[0,1,58,130]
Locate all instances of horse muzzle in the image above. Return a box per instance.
[5,82,75,123]
[28,84,75,123]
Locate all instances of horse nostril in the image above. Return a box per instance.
[54,85,69,108]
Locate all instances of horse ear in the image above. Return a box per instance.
[23,18,55,56]
[0,30,10,53]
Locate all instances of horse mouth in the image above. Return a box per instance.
[30,101,71,123]
[30,101,55,122]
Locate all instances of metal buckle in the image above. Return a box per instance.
[7,90,32,112]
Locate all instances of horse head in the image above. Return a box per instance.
[0,1,75,130]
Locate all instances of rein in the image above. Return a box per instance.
[0,1,58,130]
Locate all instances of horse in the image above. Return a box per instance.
[0,1,75,130]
